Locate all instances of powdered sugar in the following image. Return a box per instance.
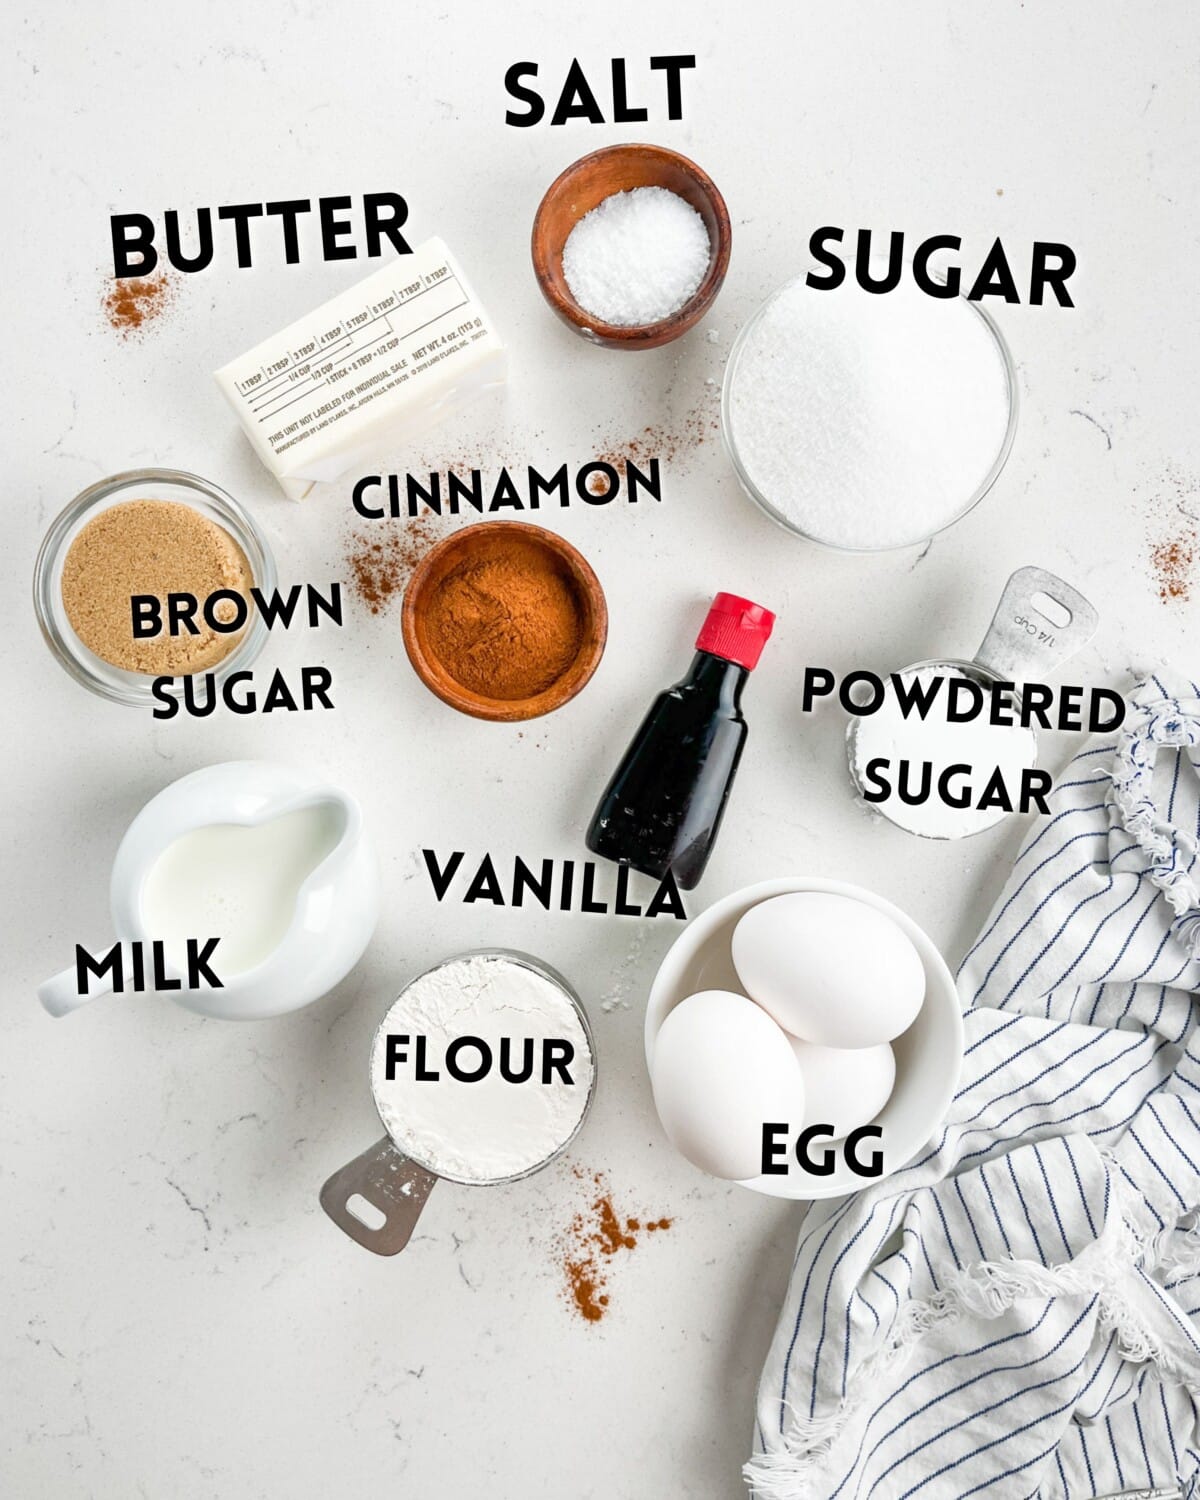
[370,953,593,1184]
[849,665,1038,839]
[725,276,1012,550]
[562,186,711,327]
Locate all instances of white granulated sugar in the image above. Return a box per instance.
[370,954,593,1184]
[726,278,1011,549]
[851,665,1038,839]
[562,186,711,327]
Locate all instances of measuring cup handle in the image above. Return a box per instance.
[320,1136,438,1256]
[38,949,116,1017]
[973,565,1099,683]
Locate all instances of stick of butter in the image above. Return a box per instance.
[214,237,505,499]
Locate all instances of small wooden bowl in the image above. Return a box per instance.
[402,521,608,722]
[531,143,732,351]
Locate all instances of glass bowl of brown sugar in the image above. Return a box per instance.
[33,468,278,708]
[401,520,608,722]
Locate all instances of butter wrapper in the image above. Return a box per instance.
[215,237,505,499]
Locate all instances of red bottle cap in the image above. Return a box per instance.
[694,592,775,671]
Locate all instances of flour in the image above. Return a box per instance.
[725,276,1011,550]
[370,954,593,1184]
[850,665,1039,839]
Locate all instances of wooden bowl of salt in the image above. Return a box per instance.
[532,143,731,350]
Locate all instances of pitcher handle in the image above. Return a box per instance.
[39,947,116,1018]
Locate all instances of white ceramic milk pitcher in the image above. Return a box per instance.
[39,761,379,1021]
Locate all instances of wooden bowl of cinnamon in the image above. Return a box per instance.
[401,521,607,722]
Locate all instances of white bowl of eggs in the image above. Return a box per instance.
[644,878,963,1199]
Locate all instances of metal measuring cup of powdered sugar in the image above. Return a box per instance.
[846,566,1099,839]
[320,949,597,1256]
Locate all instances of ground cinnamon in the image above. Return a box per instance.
[558,1168,672,1324]
[588,386,721,491]
[102,273,177,338]
[424,535,584,700]
[345,516,444,615]
[1140,468,1199,604]
[1150,532,1196,603]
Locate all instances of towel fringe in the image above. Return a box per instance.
[743,1178,1200,1500]
[1109,685,1200,936]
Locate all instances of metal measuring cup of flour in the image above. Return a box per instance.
[846,565,1099,839]
[320,949,597,1257]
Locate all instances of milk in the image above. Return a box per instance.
[140,804,343,976]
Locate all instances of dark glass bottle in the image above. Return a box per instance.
[585,593,774,890]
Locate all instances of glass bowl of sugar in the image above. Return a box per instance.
[721,274,1018,552]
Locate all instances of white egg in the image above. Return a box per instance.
[791,1038,896,1138]
[651,989,804,1181]
[731,893,925,1048]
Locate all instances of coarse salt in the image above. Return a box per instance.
[725,277,1012,550]
[562,186,711,327]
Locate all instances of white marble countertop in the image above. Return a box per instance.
[4,2,1198,1495]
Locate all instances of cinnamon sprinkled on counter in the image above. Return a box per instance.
[590,389,720,487]
[345,517,445,615]
[1150,532,1196,603]
[102,273,177,338]
[1141,468,1199,604]
[558,1168,672,1324]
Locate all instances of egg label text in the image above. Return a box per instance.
[383,1034,577,1086]
[761,1123,884,1178]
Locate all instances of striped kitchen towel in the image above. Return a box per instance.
[747,674,1200,1500]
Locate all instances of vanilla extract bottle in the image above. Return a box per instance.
[586,593,775,890]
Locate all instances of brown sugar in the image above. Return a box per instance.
[423,537,584,701]
[61,500,253,675]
